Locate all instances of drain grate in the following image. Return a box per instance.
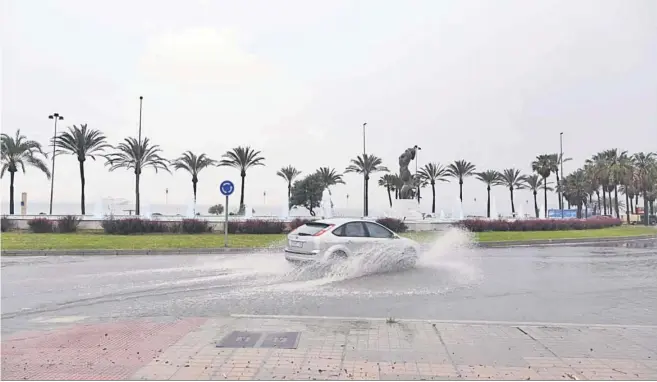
[216,331,301,349]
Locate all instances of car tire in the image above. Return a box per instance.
[398,247,418,268]
[330,250,348,261]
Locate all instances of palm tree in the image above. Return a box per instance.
[557,153,573,209]
[632,152,657,225]
[104,137,170,216]
[172,151,217,210]
[1,130,51,215]
[418,162,450,214]
[531,154,556,218]
[583,162,602,215]
[391,173,403,200]
[378,174,396,208]
[561,169,590,218]
[446,160,476,204]
[474,170,501,218]
[345,154,388,216]
[604,149,632,219]
[277,165,302,201]
[52,124,110,215]
[218,146,265,213]
[523,175,551,218]
[497,168,527,216]
[315,167,345,194]
[585,152,611,215]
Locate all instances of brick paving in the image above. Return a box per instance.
[2,315,657,380]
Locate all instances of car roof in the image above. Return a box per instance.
[312,217,378,226]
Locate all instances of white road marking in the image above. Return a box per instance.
[31,316,89,323]
[230,313,657,329]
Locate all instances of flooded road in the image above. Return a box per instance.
[2,229,656,334]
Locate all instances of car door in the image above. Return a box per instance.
[363,222,397,248]
[340,222,370,254]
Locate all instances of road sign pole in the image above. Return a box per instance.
[224,195,229,248]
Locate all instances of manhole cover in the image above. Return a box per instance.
[216,331,301,349]
[260,332,301,349]
[216,331,262,348]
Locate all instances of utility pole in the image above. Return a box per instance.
[48,113,64,215]
[560,132,564,219]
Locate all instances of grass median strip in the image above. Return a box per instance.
[0,226,654,251]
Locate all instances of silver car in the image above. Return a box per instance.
[284,218,420,265]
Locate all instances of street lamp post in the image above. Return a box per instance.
[560,132,564,219]
[362,122,367,216]
[48,113,64,215]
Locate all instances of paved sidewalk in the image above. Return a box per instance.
[2,315,657,380]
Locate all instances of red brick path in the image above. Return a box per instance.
[1,318,206,380]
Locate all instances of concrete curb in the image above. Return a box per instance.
[2,235,655,256]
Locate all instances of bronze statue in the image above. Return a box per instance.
[398,147,418,199]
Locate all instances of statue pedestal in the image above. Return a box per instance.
[388,199,423,221]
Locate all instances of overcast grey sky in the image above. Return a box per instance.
[2,0,656,215]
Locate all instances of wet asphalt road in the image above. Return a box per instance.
[2,230,656,334]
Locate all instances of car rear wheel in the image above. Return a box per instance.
[398,247,418,268]
[330,250,348,260]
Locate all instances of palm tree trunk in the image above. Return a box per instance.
[364,175,369,217]
[577,203,582,218]
[192,180,198,214]
[287,182,291,201]
[135,172,140,216]
[387,186,392,208]
[395,189,398,200]
[79,160,86,215]
[239,173,246,213]
[459,179,463,203]
[543,178,548,218]
[613,186,620,218]
[602,189,607,215]
[431,182,436,213]
[625,192,630,224]
[9,171,15,215]
[635,194,639,211]
[533,190,539,218]
[643,192,649,225]
[486,186,491,218]
[509,187,515,215]
[629,196,634,214]
[595,191,600,215]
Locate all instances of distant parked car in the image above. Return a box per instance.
[639,214,657,225]
[284,218,420,267]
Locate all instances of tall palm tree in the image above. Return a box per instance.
[632,152,657,225]
[531,154,556,218]
[53,124,110,215]
[474,170,501,218]
[1,130,51,215]
[446,160,476,204]
[315,167,345,195]
[391,173,403,200]
[218,146,265,213]
[585,152,611,215]
[172,151,217,209]
[276,165,302,201]
[604,149,632,219]
[104,137,169,216]
[378,174,396,208]
[523,175,551,218]
[345,154,388,216]
[583,162,602,215]
[497,168,527,216]
[418,162,450,214]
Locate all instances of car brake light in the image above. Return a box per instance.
[313,224,335,236]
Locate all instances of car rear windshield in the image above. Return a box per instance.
[291,223,331,236]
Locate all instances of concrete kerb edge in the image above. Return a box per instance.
[2,234,655,256]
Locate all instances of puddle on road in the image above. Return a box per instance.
[189,228,483,298]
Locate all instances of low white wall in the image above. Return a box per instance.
[3,215,453,232]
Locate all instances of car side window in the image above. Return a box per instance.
[332,225,345,236]
[343,222,367,237]
[365,222,394,238]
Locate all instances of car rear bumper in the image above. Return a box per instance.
[284,249,321,263]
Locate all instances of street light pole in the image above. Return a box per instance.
[560,132,564,219]
[48,113,64,215]
[138,96,143,144]
[362,122,367,156]
[362,122,367,217]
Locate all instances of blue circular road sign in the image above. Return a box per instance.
[220,180,235,196]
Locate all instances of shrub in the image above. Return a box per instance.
[27,217,55,233]
[376,217,408,233]
[101,216,168,234]
[180,219,212,234]
[227,219,285,234]
[288,218,313,232]
[455,217,622,232]
[1,216,14,232]
[57,215,81,233]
